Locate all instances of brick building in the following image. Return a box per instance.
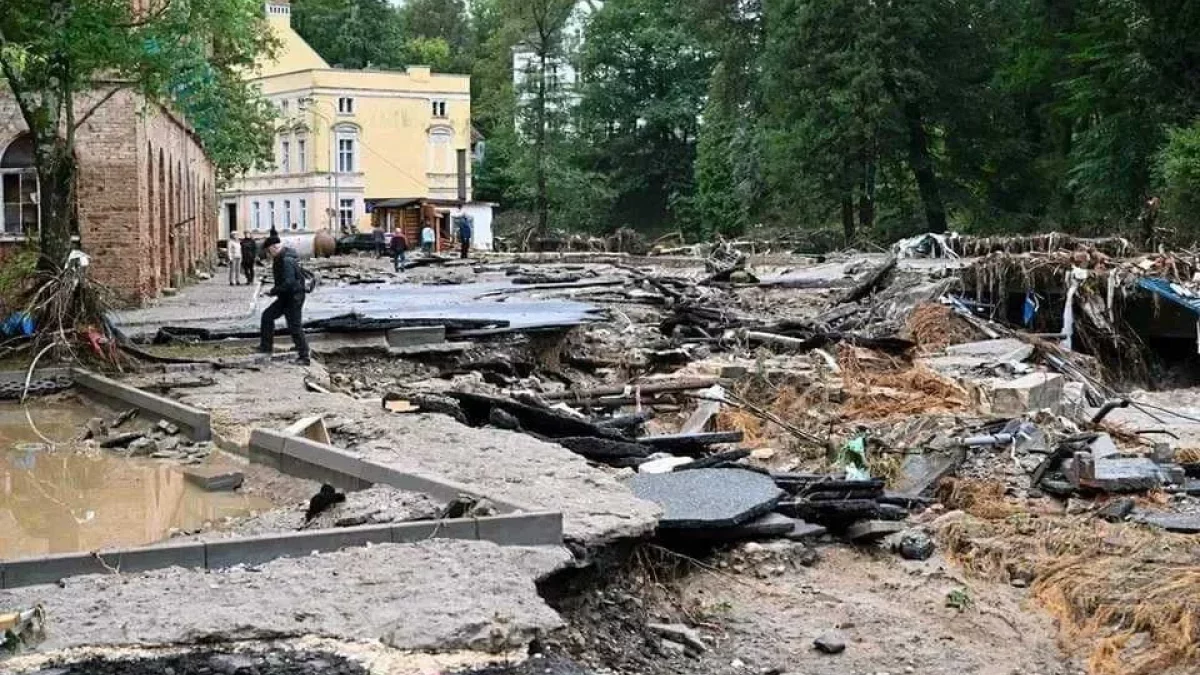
[0,88,217,305]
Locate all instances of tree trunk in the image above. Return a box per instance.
[901,102,947,234]
[858,149,876,233]
[535,50,549,239]
[840,195,855,244]
[35,137,76,272]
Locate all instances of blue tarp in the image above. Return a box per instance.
[1137,277,1200,316]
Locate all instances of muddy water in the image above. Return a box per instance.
[0,399,270,560]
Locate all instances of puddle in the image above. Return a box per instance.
[0,399,271,560]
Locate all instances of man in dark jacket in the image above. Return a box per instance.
[453,205,473,259]
[239,232,257,283]
[258,236,311,366]
[389,231,407,272]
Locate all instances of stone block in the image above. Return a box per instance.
[785,521,828,540]
[1087,434,1121,460]
[204,525,393,569]
[73,369,211,440]
[845,520,905,542]
[1080,457,1163,493]
[182,466,245,492]
[475,512,564,546]
[988,372,1064,415]
[385,325,446,348]
[1133,512,1200,533]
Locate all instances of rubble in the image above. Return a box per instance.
[627,469,784,532]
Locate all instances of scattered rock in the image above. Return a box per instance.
[158,436,181,453]
[647,623,707,653]
[846,520,905,542]
[749,447,777,461]
[99,432,144,449]
[897,529,935,560]
[156,420,181,436]
[813,635,846,655]
[83,418,107,440]
[1096,497,1135,522]
[126,437,158,457]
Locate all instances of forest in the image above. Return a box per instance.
[291,0,1200,248]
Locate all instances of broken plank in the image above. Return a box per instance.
[542,378,725,402]
[638,431,744,451]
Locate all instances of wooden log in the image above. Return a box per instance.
[637,431,744,452]
[542,377,725,402]
[838,256,897,304]
[596,411,655,430]
[556,437,653,460]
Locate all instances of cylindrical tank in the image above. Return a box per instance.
[279,233,316,259]
[313,230,337,258]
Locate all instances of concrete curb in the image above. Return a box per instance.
[71,368,212,441]
[0,377,563,588]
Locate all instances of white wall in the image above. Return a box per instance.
[464,203,494,251]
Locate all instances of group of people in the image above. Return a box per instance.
[371,204,474,272]
[225,230,263,286]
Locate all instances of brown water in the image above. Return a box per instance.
[0,399,271,560]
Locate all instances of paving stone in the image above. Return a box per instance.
[627,468,785,531]
[989,372,1064,415]
[845,520,905,542]
[182,466,245,491]
[894,450,965,496]
[679,512,799,541]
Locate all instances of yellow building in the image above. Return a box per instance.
[219,0,474,236]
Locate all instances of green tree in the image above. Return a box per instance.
[0,0,278,269]
[291,0,403,69]
[577,0,712,234]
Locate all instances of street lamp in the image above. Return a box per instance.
[297,97,340,233]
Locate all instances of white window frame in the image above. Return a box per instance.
[432,100,447,118]
[268,200,276,229]
[338,198,355,229]
[280,139,290,174]
[284,199,292,229]
[299,198,308,229]
[252,201,261,230]
[280,99,289,116]
[297,137,307,172]
[338,97,355,115]
[336,129,358,173]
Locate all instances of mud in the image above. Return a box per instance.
[0,399,272,559]
[26,649,369,675]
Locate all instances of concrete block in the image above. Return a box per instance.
[359,462,487,505]
[1133,512,1200,533]
[385,325,446,348]
[476,512,564,547]
[1,541,206,588]
[989,372,1064,415]
[1088,434,1121,460]
[390,518,479,544]
[1080,457,1163,492]
[281,437,364,481]
[845,520,905,542]
[281,456,365,492]
[247,428,286,470]
[182,466,245,491]
[308,332,389,354]
[204,525,393,569]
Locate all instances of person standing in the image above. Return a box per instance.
[226,232,243,286]
[452,204,473,259]
[421,223,435,254]
[239,232,257,283]
[390,230,408,272]
[257,236,311,366]
[372,225,386,258]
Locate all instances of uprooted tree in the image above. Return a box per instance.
[0,0,276,360]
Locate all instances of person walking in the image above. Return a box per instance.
[421,223,435,254]
[372,225,386,258]
[257,236,311,366]
[239,232,257,283]
[452,204,473,259]
[390,230,408,272]
[226,232,243,285]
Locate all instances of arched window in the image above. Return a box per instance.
[427,126,453,175]
[1,134,38,235]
